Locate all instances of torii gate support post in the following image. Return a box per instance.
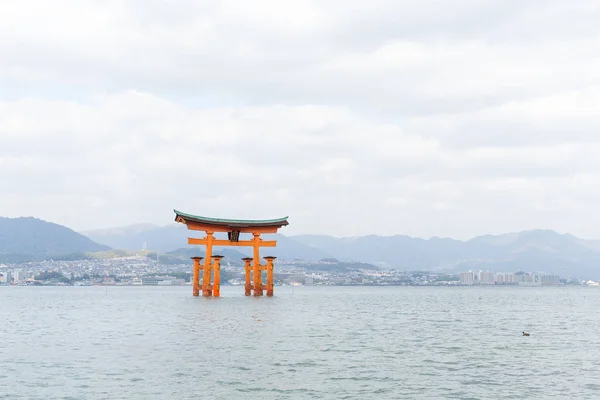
[252,233,263,296]
[265,256,276,297]
[212,255,223,297]
[243,258,253,296]
[202,232,214,297]
[191,257,203,297]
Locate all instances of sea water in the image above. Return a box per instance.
[1,286,599,399]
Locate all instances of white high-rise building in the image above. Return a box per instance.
[494,273,505,284]
[479,271,495,284]
[504,273,516,284]
[12,269,23,284]
[541,275,560,285]
[460,272,474,285]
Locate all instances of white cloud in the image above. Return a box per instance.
[1,0,600,239]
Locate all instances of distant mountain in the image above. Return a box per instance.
[83,223,189,253]
[82,221,600,279]
[292,230,600,279]
[267,234,332,260]
[0,217,110,262]
[457,230,600,278]
[291,234,464,269]
[84,223,159,237]
[83,224,330,261]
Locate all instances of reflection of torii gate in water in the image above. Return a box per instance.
[174,210,289,297]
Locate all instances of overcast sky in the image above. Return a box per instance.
[1,0,600,239]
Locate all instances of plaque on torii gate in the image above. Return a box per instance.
[174,210,289,297]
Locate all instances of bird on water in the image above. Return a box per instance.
[522,331,530,336]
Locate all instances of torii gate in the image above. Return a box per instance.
[174,210,289,297]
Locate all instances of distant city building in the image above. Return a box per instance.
[12,269,23,284]
[305,275,314,286]
[102,277,116,286]
[478,271,495,284]
[459,272,474,285]
[494,273,505,284]
[458,270,561,286]
[142,276,185,286]
[541,275,560,286]
[516,273,533,283]
[158,279,185,286]
[142,277,160,286]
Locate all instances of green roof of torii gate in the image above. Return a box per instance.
[174,209,289,228]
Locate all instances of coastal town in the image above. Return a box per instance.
[0,254,591,287]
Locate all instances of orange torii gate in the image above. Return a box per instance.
[174,210,289,297]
